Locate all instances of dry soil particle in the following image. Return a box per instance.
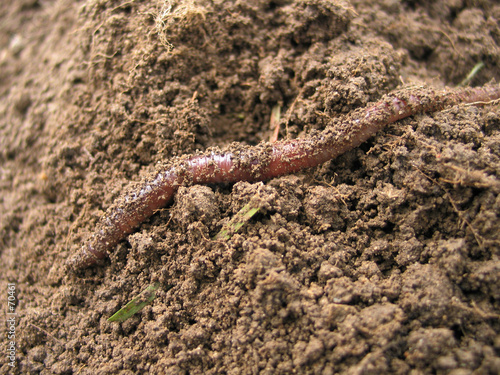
[1,0,500,374]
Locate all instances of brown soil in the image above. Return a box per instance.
[1,0,500,374]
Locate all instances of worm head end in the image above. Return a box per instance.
[66,242,107,272]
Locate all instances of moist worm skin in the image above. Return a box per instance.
[68,84,500,270]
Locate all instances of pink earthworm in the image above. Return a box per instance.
[67,84,500,271]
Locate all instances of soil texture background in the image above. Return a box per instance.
[1,0,500,374]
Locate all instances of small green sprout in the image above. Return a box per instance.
[108,282,161,322]
[214,200,261,241]
[458,62,485,87]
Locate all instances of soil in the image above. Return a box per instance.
[1,0,500,374]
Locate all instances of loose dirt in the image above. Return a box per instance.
[1,0,499,374]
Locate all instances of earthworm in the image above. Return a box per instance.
[68,84,500,271]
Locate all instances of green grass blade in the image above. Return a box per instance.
[458,61,485,87]
[108,282,160,322]
[214,201,261,241]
